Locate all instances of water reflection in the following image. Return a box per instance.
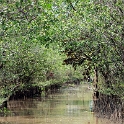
[0,84,123,124]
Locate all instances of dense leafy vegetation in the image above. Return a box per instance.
[57,0,124,96]
[0,0,124,101]
[0,0,81,100]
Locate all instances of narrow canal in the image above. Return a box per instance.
[0,84,122,124]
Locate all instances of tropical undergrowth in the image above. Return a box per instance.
[0,41,83,102]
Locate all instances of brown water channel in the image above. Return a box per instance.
[0,84,122,124]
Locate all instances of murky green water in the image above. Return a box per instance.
[0,84,123,124]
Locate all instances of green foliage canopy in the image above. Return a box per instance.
[0,0,124,97]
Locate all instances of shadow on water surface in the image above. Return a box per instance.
[0,84,123,124]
